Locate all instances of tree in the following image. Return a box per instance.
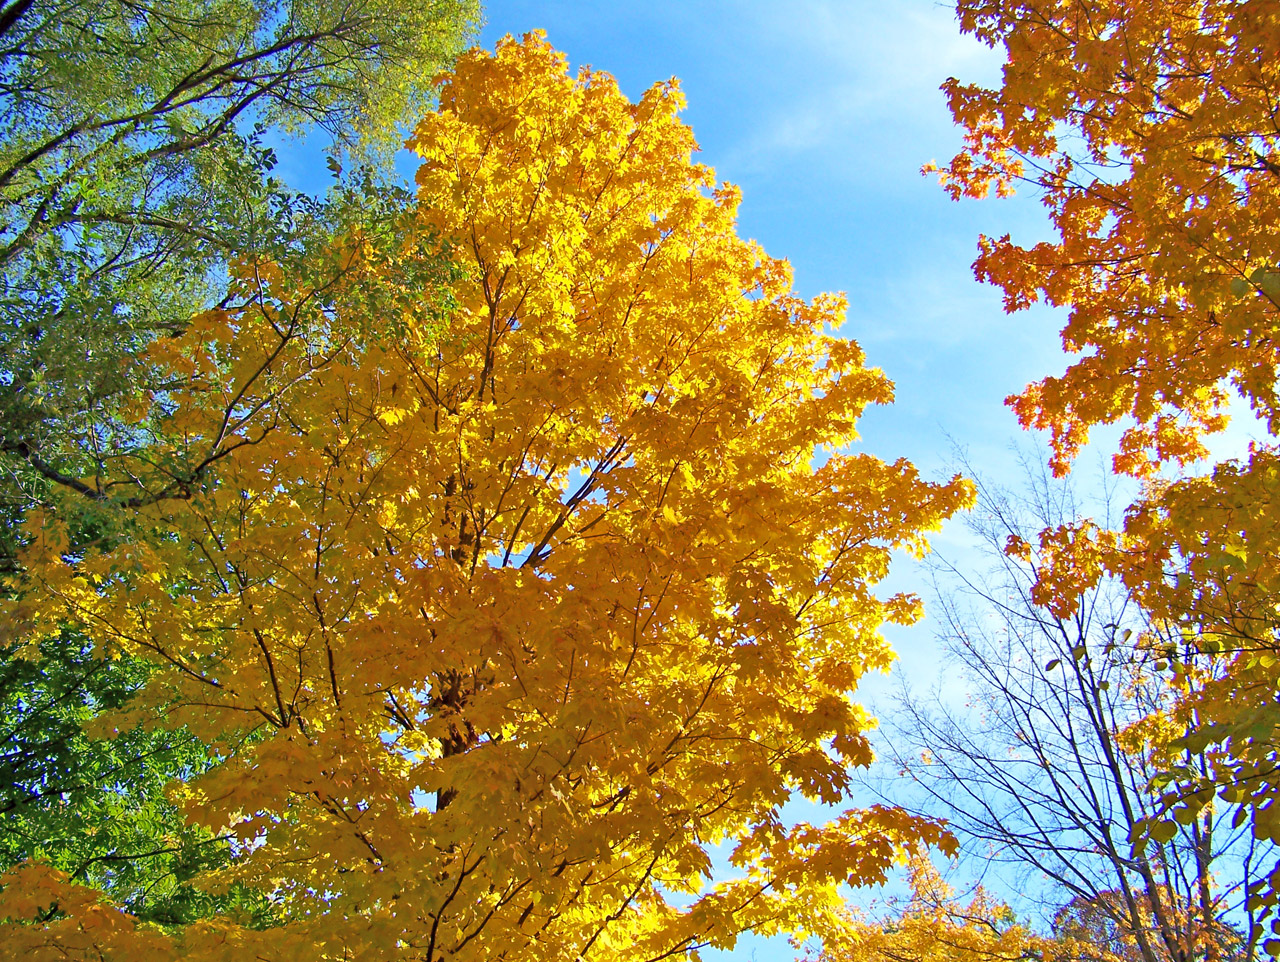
[0,631,277,928]
[1055,892,1245,962]
[0,0,479,548]
[0,34,973,962]
[0,169,461,930]
[933,0,1280,474]
[815,854,1097,962]
[0,0,479,921]
[874,457,1267,962]
[934,0,1280,926]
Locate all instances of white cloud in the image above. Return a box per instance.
[720,0,1003,169]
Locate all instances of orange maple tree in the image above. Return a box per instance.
[0,35,970,961]
[935,0,1280,929]
[936,0,1280,476]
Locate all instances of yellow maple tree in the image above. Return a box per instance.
[935,0,1280,933]
[1,34,971,961]
[816,857,1107,962]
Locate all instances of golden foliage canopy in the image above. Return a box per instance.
[1,35,970,961]
[817,857,1099,962]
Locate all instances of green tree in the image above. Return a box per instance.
[0,0,478,535]
[0,633,275,927]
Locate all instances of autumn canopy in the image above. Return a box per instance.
[0,35,969,961]
[11,1,1276,958]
